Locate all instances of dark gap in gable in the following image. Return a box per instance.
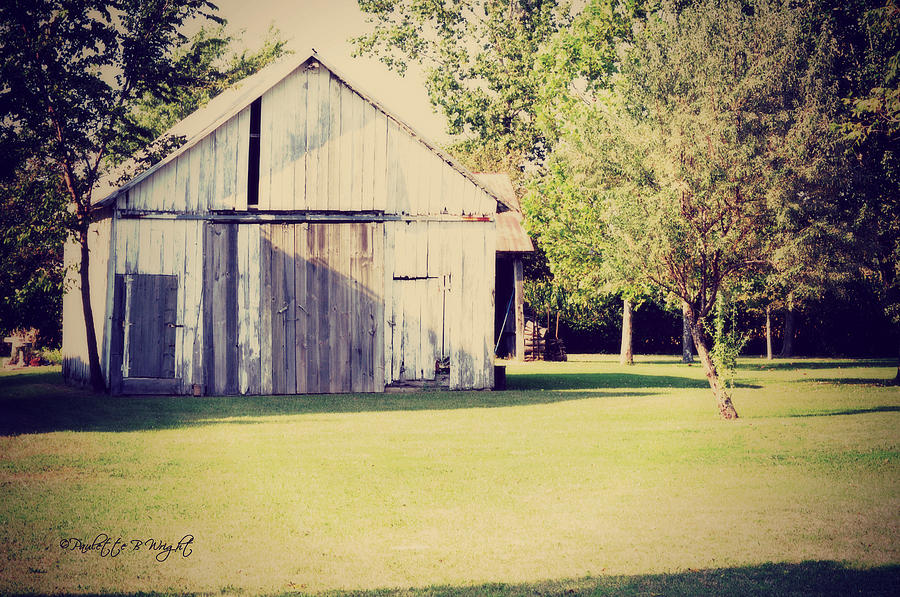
[248,97,262,208]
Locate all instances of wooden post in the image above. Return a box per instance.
[514,257,524,362]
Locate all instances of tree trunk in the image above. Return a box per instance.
[620,298,634,365]
[765,304,773,360]
[78,226,105,392]
[684,301,739,419]
[681,303,694,363]
[779,293,795,358]
[555,311,560,339]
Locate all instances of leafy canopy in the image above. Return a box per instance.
[354,0,571,171]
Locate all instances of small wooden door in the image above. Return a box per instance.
[110,273,180,394]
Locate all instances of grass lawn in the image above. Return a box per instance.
[0,355,898,595]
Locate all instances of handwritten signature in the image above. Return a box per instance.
[59,534,194,562]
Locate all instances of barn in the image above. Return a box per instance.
[61,51,532,395]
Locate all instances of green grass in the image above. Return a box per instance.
[0,355,898,595]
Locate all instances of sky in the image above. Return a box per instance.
[209,0,449,142]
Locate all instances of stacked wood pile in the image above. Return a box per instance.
[524,320,544,361]
[524,320,568,362]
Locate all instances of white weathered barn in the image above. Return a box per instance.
[62,51,531,395]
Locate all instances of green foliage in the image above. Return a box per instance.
[709,294,749,389]
[528,0,840,321]
[0,1,287,386]
[108,25,289,168]
[354,0,571,171]
[0,162,70,345]
[831,0,900,331]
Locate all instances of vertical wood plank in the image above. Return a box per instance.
[339,81,353,212]
[392,277,404,381]
[373,111,388,212]
[173,155,188,214]
[316,223,331,392]
[305,223,320,392]
[350,89,364,212]
[268,81,284,211]
[468,224,482,389]
[385,120,402,215]
[237,224,250,394]
[382,223,394,386]
[371,222,384,391]
[259,224,273,394]
[447,223,461,389]
[349,224,362,392]
[180,222,195,389]
[108,274,125,393]
[361,104,376,211]
[161,161,176,212]
[202,224,215,391]
[328,72,341,212]
[236,106,251,211]
[316,66,331,210]
[485,221,496,388]
[100,217,118,386]
[283,224,296,394]
[327,225,344,392]
[225,224,240,394]
[170,222,185,389]
[247,224,261,393]
[212,226,228,393]
[187,143,201,213]
[188,221,204,390]
[292,69,309,211]
[271,224,285,394]
[282,71,297,210]
[124,220,138,274]
[258,91,272,210]
[294,223,308,393]
[218,118,234,210]
[305,65,320,211]
[514,257,525,362]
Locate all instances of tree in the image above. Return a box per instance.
[354,0,571,175]
[833,0,900,381]
[0,2,286,390]
[0,160,70,346]
[526,0,841,418]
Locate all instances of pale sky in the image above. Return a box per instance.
[210,0,449,143]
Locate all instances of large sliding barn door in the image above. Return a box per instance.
[258,222,384,394]
[202,221,384,396]
[109,273,179,394]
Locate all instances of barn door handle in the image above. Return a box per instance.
[166,323,184,328]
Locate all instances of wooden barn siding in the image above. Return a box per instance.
[384,220,494,390]
[106,216,492,394]
[113,218,204,394]
[231,222,383,394]
[123,106,250,213]
[62,217,114,384]
[234,62,495,216]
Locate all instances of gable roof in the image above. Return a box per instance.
[474,173,533,254]
[94,50,504,208]
[474,172,519,212]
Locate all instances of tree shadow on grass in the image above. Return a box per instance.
[739,359,895,371]
[0,369,661,435]
[6,561,897,596]
[786,406,900,418]
[508,372,760,391]
[328,562,899,597]
[808,377,899,387]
